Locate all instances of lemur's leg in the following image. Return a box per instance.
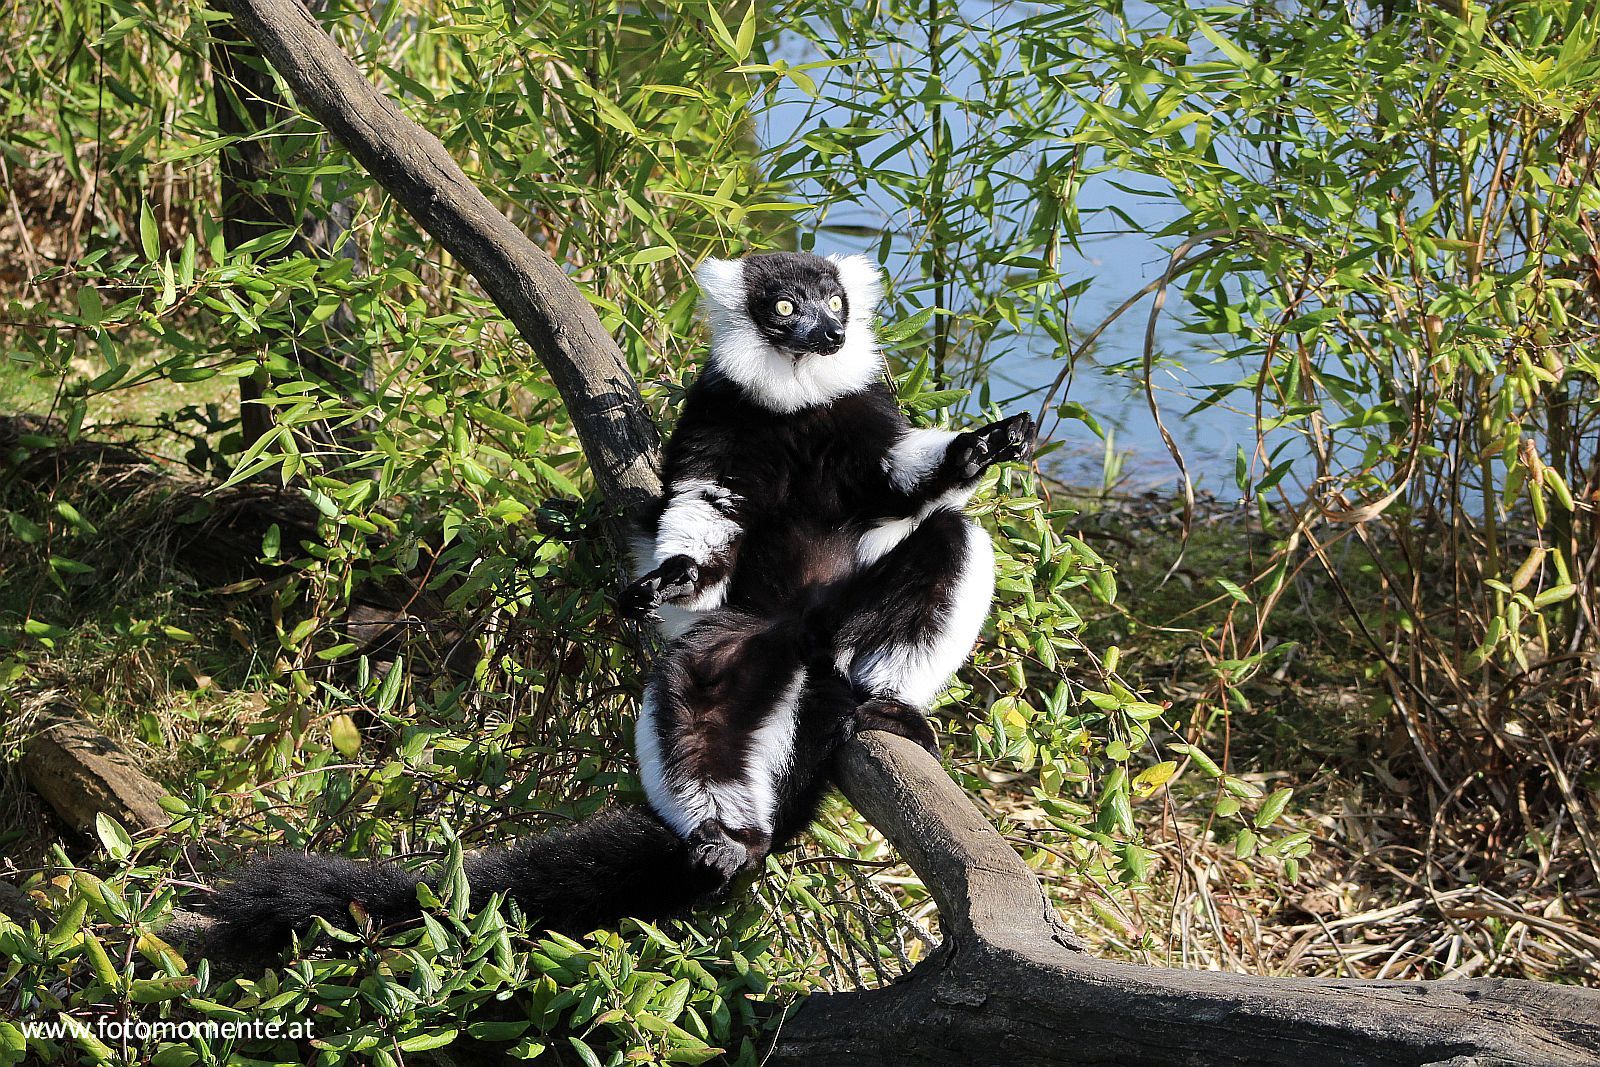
[835,509,995,754]
[635,613,808,882]
[623,481,744,635]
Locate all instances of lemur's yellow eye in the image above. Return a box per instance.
[828,295,844,313]
[775,299,794,317]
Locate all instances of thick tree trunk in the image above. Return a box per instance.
[201,1,1600,1061]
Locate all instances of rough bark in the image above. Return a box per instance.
[199,2,1600,1062]
[22,711,171,835]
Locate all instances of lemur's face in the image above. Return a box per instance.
[739,253,850,358]
[695,250,885,412]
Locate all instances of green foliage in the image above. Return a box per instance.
[1,843,793,1066]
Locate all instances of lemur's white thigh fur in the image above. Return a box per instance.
[845,517,994,708]
[636,669,806,839]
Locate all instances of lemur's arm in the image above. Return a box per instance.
[881,411,1036,515]
[621,478,745,618]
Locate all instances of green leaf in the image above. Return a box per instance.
[24,618,67,641]
[734,0,757,61]
[129,977,198,1003]
[330,714,361,757]
[76,286,103,326]
[1222,775,1264,800]
[55,501,97,535]
[398,1030,459,1052]
[1533,583,1576,608]
[625,246,678,266]
[1216,578,1250,604]
[7,512,44,544]
[95,814,133,861]
[1122,700,1166,722]
[0,1021,27,1067]
[283,617,317,648]
[1132,761,1178,796]
[149,1046,200,1067]
[568,1037,604,1067]
[1170,743,1221,778]
[1255,787,1292,829]
[139,201,160,262]
[47,896,88,946]
[658,977,693,1021]
[376,656,406,712]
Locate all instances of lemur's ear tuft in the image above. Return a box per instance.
[695,257,746,315]
[827,254,884,321]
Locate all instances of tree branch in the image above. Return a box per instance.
[212,2,1600,1061]
[219,0,660,513]
[777,734,1600,1066]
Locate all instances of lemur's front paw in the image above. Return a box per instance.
[620,555,700,618]
[955,412,1037,480]
[850,698,941,759]
[955,412,1036,480]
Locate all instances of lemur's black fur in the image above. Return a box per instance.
[202,252,1033,957]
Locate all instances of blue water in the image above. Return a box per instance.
[756,3,1270,494]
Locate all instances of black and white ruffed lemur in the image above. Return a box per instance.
[201,251,1034,957]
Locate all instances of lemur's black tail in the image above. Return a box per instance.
[203,807,726,959]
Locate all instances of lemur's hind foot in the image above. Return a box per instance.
[850,698,940,758]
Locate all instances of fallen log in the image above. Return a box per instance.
[771,733,1600,1066]
[0,414,323,589]
[191,0,1600,1060]
[22,707,171,835]
[0,415,463,668]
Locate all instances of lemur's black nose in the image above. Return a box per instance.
[792,311,848,355]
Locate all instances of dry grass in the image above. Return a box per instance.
[979,491,1600,987]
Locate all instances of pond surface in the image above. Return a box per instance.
[757,1,1269,494]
